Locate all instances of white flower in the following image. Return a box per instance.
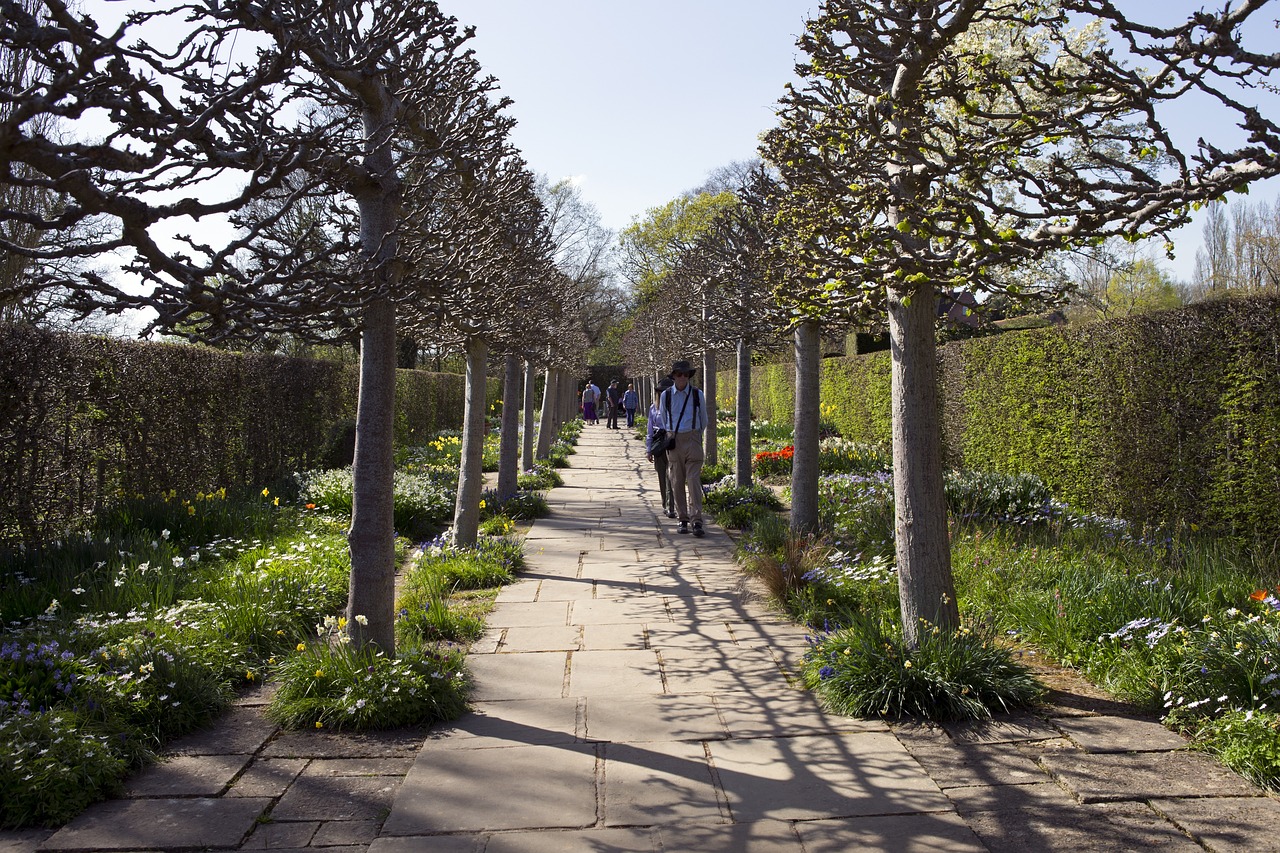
[161,529,170,540]
[71,587,85,595]
[355,615,368,625]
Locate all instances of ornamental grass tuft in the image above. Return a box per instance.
[801,615,1044,721]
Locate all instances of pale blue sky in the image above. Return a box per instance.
[437,0,1280,283]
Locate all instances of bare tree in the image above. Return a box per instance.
[0,0,514,654]
[763,0,1280,646]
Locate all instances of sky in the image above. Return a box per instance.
[435,0,1280,284]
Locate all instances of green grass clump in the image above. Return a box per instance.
[297,467,456,539]
[801,616,1044,721]
[267,635,467,731]
[1174,709,1280,790]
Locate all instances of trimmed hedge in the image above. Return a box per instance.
[0,326,469,543]
[721,295,1280,541]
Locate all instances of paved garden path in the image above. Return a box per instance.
[6,424,1280,852]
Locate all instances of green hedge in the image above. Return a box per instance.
[722,295,1280,541]
[0,326,469,543]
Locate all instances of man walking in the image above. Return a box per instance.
[605,379,622,430]
[662,359,707,536]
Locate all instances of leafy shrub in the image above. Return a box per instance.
[0,710,130,829]
[818,472,896,559]
[396,572,487,644]
[297,467,455,539]
[1176,709,1280,790]
[481,488,548,521]
[801,616,1044,721]
[268,630,467,731]
[700,461,732,484]
[518,461,562,491]
[944,469,1053,522]
[704,480,783,530]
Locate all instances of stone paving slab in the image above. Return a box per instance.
[167,706,279,756]
[583,693,726,743]
[645,622,738,650]
[311,819,381,846]
[494,580,540,603]
[794,813,988,853]
[942,712,1061,744]
[261,727,428,759]
[382,744,599,834]
[0,830,52,853]
[270,772,401,821]
[536,578,607,601]
[123,753,252,797]
[1151,795,1280,852]
[713,691,886,739]
[568,649,664,696]
[580,623,648,650]
[603,740,724,826]
[240,820,318,849]
[569,598,670,625]
[1040,748,1260,802]
[710,733,952,822]
[228,758,309,798]
[466,652,568,701]
[1051,713,1189,753]
[369,838,477,853]
[488,601,571,627]
[499,625,583,652]
[308,757,415,776]
[650,820,799,853]
[423,698,582,749]
[964,801,1205,853]
[484,827,659,852]
[945,781,1077,814]
[899,738,1053,789]
[660,648,789,694]
[39,797,272,851]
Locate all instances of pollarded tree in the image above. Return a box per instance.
[0,0,513,654]
[762,0,1280,645]
[694,169,792,488]
[403,154,560,546]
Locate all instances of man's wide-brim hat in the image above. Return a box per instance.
[669,359,697,377]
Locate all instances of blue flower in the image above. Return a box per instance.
[818,665,836,680]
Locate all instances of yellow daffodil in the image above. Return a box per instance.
[261,487,269,497]
[315,721,323,729]
[296,643,306,651]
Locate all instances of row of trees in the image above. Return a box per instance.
[0,0,616,654]
[618,0,1280,647]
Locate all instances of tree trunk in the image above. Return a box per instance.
[347,298,398,653]
[521,359,536,473]
[703,349,718,467]
[346,98,401,655]
[735,336,752,489]
[535,365,555,459]
[452,336,489,547]
[497,353,521,498]
[888,283,959,646]
[791,319,821,535]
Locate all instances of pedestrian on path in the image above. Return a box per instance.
[580,383,597,425]
[646,377,676,518]
[622,383,639,428]
[661,359,706,536]
[605,380,622,429]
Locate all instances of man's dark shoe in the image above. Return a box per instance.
[665,509,676,518]
[677,521,690,534]
[693,522,704,537]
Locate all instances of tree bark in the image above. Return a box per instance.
[735,336,752,489]
[703,348,718,467]
[496,353,521,498]
[346,98,401,655]
[347,297,397,653]
[452,335,489,547]
[791,319,821,535]
[888,283,959,645]
[535,365,555,459]
[521,359,536,473]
